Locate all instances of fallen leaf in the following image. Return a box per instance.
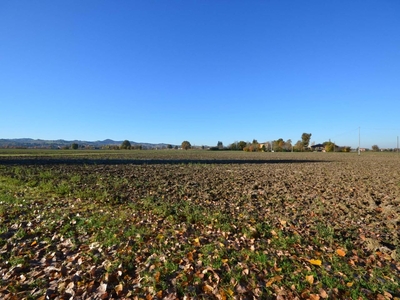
[319,288,328,298]
[266,275,283,287]
[203,284,213,293]
[310,294,320,300]
[346,282,353,287]
[309,259,322,266]
[383,291,392,299]
[305,274,314,284]
[187,251,194,262]
[336,249,346,257]
[115,284,123,294]
[154,271,160,283]
[274,266,282,272]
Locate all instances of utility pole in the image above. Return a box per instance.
[358,127,361,156]
[397,136,399,154]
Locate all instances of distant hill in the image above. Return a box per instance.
[0,138,176,149]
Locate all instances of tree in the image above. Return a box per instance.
[293,140,303,152]
[284,139,292,152]
[167,144,173,149]
[238,141,247,151]
[181,141,191,150]
[301,133,312,150]
[120,140,131,149]
[372,145,380,152]
[272,139,284,152]
[228,142,238,150]
[71,143,79,150]
[324,141,335,152]
[217,141,224,150]
[342,146,351,152]
[252,140,260,151]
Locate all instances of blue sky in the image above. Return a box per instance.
[1,1,399,148]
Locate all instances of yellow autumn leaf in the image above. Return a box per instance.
[346,282,353,287]
[194,237,200,246]
[266,275,283,287]
[309,259,322,266]
[114,284,123,293]
[203,284,213,293]
[226,288,234,296]
[274,266,282,272]
[306,274,314,284]
[336,249,346,257]
[221,258,229,264]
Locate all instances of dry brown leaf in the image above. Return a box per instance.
[383,291,393,299]
[154,271,160,283]
[187,251,194,262]
[319,288,328,299]
[236,284,247,294]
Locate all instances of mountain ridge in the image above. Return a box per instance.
[0,138,176,149]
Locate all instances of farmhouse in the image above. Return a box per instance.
[310,144,325,152]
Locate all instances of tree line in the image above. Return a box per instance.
[223,133,313,152]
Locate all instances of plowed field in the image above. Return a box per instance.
[0,151,399,299]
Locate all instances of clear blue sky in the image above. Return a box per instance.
[1,1,399,148]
